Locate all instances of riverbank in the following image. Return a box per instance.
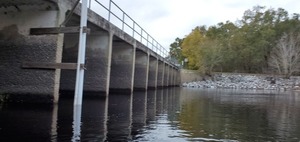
[182,73,300,91]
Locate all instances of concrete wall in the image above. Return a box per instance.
[163,64,170,86]
[169,67,174,86]
[148,56,158,89]
[180,69,203,84]
[133,50,149,90]
[60,24,112,96]
[176,70,181,85]
[109,37,135,93]
[0,4,64,103]
[156,61,165,87]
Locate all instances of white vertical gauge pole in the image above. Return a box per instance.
[74,0,88,106]
[72,1,88,141]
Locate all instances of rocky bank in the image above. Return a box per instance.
[182,74,300,91]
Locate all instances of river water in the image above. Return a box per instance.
[1,88,300,141]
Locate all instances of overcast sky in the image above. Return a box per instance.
[100,0,300,49]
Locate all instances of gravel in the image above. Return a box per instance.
[182,74,300,91]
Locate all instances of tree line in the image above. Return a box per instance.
[169,6,300,78]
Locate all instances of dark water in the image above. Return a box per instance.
[1,88,300,142]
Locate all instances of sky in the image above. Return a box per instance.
[99,0,300,49]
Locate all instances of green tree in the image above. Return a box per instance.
[169,37,184,64]
[173,5,300,75]
[181,27,206,70]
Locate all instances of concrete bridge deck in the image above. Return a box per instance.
[0,0,180,103]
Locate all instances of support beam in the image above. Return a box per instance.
[22,62,83,70]
[30,26,90,35]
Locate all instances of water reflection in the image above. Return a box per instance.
[106,93,132,141]
[131,91,147,139]
[146,90,156,123]
[0,104,54,141]
[178,88,300,141]
[57,96,108,141]
[1,88,300,141]
[81,97,107,141]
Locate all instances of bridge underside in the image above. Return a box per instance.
[0,0,180,103]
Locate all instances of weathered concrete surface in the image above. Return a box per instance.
[148,56,158,89]
[60,16,112,96]
[163,64,170,86]
[109,37,135,93]
[169,68,174,86]
[180,69,203,84]
[0,0,180,104]
[133,50,149,90]
[0,3,65,103]
[157,61,165,87]
[176,70,181,86]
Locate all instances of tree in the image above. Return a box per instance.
[172,5,300,74]
[181,27,206,70]
[268,32,300,78]
[200,39,223,74]
[169,37,184,64]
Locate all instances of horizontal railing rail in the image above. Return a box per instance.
[85,0,176,66]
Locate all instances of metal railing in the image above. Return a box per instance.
[87,0,171,60]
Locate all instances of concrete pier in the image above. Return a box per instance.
[109,37,135,93]
[148,56,158,89]
[133,49,149,91]
[0,1,65,103]
[164,64,170,87]
[60,20,112,96]
[157,61,165,88]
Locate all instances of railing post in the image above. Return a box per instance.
[132,22,135,38]
[108,0,112,21]
[122,13,125,30]
[140,29,143,43]
[91,0,175,66]
[88,0,91,9]
[147,34,149,47]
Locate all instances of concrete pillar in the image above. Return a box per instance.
[133,50,149,91]
[174,69,178,86]
[148,56,158,89]
[169,67,174,86]
[172,68,176,86]
[176,69,181,86]
[163,64,169,87]
[60,29,112,96]
[109,37,135,93]
[168,66,173,86]
[0,4,65,103]
[157,61,165,88]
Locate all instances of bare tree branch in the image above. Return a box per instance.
[269,32,300,78]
